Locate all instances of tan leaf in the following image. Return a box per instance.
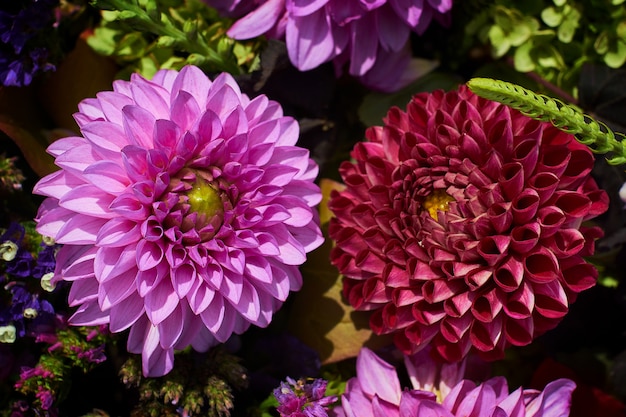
[288,182,392,363]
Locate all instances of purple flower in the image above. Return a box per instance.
[1,284,56,339]
[220,0,452,92]
[274,377,337,417]
[31,243,58,279]
[1,222,34,277]
[0,1,59,86]
[33,65,324,377]
[332,347,576,417]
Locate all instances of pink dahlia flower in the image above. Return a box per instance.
[218,0,452,92]
[328,85,609,363]
[33,65,324,376]
[331,347,576,417]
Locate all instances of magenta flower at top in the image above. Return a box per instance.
[332,347,576,417]
[218,0,452,92]
[33,65,324,377]
[328,85,609,363]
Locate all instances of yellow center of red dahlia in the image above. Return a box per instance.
[422,189,455,220]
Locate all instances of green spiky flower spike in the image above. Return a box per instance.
[466,78,626,166]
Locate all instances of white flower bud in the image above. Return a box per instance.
[41,272,56,292]
[0,325,16,343]
[0,241,18,262]
[23,308,38,319]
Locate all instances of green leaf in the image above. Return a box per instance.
[604,40,626,68]
[488,25,512,57]
[558,7,580,43]
[617,21,626,42]
[541,6,563,27]
[536,44,565,68]
[467,77,626,165]
[86,26,120,56]
[115,32,149,60]
[595,31,610,54]
[513,42,536,72]
[287,180,392,363]
[508,20,535,46]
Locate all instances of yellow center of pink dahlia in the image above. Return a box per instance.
[187,181,224,220]
[422,189,455,220]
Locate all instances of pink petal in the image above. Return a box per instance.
[55,214,106,244]
[227,0,285,39]
[122,105,156,149]
[157,304,184,348]
[67,276,98,306]
[349,13,379,76]
[170,90,201,132]
[109,294,144,332]
[286,10,336,71]
[144,277,180,325]
[357,347,402,405]
[68,300,110,326]
[171,65,211,110]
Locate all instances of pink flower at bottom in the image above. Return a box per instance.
[332,347,576,417]
[33,65,324,376]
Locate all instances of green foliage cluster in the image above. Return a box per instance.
[466,0,626,97]
[467,77,626,165]
[87,0,264,80]
[119,346,248,417]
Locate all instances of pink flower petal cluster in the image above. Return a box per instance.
[216,0,452,92]
[331,347,575,417]
[33,65,323,377]
[328,85,609,363]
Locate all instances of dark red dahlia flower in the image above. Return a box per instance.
[328,85,609,363]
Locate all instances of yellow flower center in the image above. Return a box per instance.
[422,189,455,220]
[187,181,224,220]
